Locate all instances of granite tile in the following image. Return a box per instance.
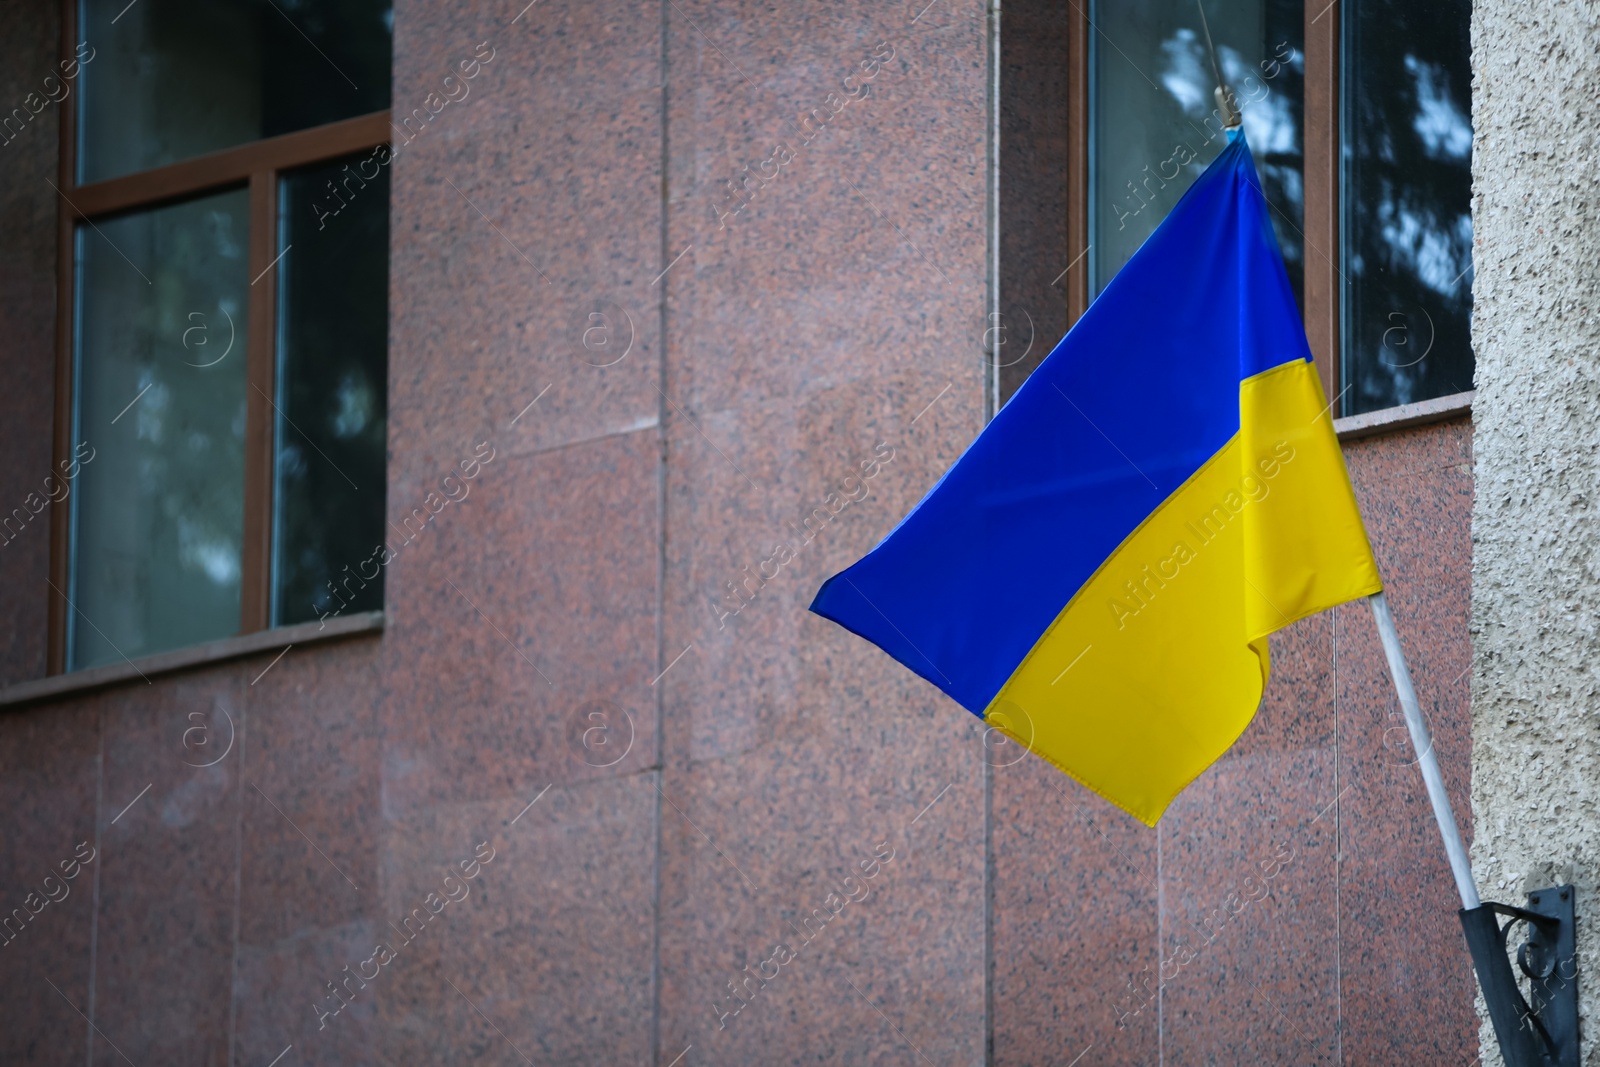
[388,0,663,462]
[232,918,392,1067]
[375,773,656,1066]
[379,429,660,817]
[0,703,100,1066]
[90,669,244,1066]
[992,752,1161,1067]
[0,0,62,687]
[1161,755,1340,1067]
[236,636,384,950]
[228,633,387,1067]
[656,693,986,1067]
[665,0,988,410]
[669,371,975,766]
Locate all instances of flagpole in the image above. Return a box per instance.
[1367,591,1480,910]
[1376,586,1580,1066]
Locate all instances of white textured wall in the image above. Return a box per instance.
[1471,1,1600,1063]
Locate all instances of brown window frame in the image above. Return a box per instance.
[1041,1,1343,412]
[46,1,391,675]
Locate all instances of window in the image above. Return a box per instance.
[1005,0,1473,417]
[1340,0,1473,415]
[1089,0,1305,306]
[53,0,393,673]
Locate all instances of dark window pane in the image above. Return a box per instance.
[78,0,392,183]
[69,189,250,670]
[1340,0,1473,414]
[272,152,390,626]
[1090,0,1305,306]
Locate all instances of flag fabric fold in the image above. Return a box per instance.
[809,132,1382,826]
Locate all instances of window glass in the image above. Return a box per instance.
[272,153,391,626]
[1340,0,1474,414]
[78,0,393,183]
[1090,0,1305,305]
[69,189,250,670]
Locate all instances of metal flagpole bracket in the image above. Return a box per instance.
[1459,885,1579,1067]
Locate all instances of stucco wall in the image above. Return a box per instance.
[1470,1,1600,1063]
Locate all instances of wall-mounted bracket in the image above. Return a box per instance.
[1459,885,1578,1067]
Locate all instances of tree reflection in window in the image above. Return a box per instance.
[1342,0,1474,414]
[1090,0,1305,309]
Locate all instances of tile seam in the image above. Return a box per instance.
[649,0,672,1062]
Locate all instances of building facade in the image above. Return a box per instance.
[0,0,1561,1063]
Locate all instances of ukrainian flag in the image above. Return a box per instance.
[810,133,1382,825]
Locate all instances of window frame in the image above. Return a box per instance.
[1052,1,1353,417]
[47,0,392,675]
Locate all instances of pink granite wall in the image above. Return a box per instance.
[0,1,59,686]
[0,1,1478,1064]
